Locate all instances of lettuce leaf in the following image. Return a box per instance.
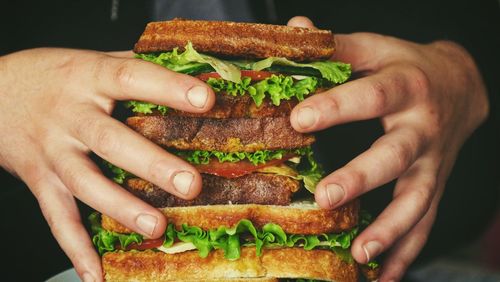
[256,147,323,193]
[176,147,310,166]
[103,161,134,184]
[136,42,241,83]
[247,57,351,84]
[91,218,358,262]
[207,74,318,107]
[125,100,168,115]
[89,213,143,255]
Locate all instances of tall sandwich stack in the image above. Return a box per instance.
[90,19,377,282]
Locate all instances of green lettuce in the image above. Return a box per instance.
[136,42,241,83]
[125,100,168,115]
[256,147,323,193]
[103,161,133,184]
[176,147,310,166]
[247,57,351,84]
[91,217,358,262]
[89,213,143,255]
[207,74,318,106]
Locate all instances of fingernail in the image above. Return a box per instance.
[173,171,194,195]
[363,241,383,263]
[325,183,345,207]
[187,86,208,108]
[136,213,158,237]
[297,106,317,129]
[81,272,96,282]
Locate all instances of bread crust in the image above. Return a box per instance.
[134,19,335,61]
[126,116,315,152]
[101,200,359,235]
[125,173,298,207]
[103,248,358,282]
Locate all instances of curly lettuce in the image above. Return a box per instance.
[176,147,310,166]
[125,100,168,115]
[208,74,318,106]
[90,215,358,262]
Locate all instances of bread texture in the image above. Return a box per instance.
[134,19,335,61]
[125,173,299,207]
[103,248,358,282]
[126,116,315,152]
[101,200,359,235]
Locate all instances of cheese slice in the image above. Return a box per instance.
[157,242,197,254]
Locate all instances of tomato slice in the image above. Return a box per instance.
[195,154,295,178]
[121,238,164,251]
[197,70,274,82]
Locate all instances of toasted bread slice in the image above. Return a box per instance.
[103,247,358,282]
[125,173,299,208]
[101,200,359,235]
[126,116,315,152]
[134,19,335,61]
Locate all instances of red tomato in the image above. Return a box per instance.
[197,70,274,81]
[122,238,164,251]
[195,154,294,178]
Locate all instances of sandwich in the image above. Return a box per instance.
[90,19,379,281]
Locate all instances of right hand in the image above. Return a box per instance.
[0,48,215,281]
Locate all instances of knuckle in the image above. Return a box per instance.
[94,126,121,159]
[384,140,414,172]
[366,80,388,114]
[336,166,367,194]
[147,158,171,185]
[407,64,431,99]
[113,59,137,94]
[78,118,121,158]
[322,92,341,119]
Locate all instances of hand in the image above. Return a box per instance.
[288,17,489,281]
[0,48,215,281]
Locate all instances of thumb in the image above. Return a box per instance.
[332,33,390,72]
[287,16,317,29]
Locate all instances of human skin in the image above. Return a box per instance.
[0,48,215,281]
[288,16,489,281]
[0,16,488,281]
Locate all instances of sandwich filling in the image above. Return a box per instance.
[91,214,359,262]
[127,42,351,114]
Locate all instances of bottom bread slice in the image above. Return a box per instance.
[103,247,358,282]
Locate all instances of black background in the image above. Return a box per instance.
[0,1,499,281]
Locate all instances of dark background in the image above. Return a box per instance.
[0,0,499,281]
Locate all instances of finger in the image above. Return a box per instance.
[287,16,317,29]
[72,111,202,199]
[107,50,135,58]
[378,201,437,281]
[314,125,426,209]
[332,33,397,72]
[51,150,167,239]
[291,65,415,132]
[90,54,215,112]
[350,157,438,265]
[30,172,103,282]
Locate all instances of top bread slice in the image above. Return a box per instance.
[134,18,335,61]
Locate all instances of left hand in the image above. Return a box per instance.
[288,16,489,281]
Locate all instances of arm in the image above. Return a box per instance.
[0,48,215,281]
[288,16,489,281]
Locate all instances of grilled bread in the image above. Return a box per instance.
[101,200,359,235]
[134,18,335,61]
[103,248,358,282]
